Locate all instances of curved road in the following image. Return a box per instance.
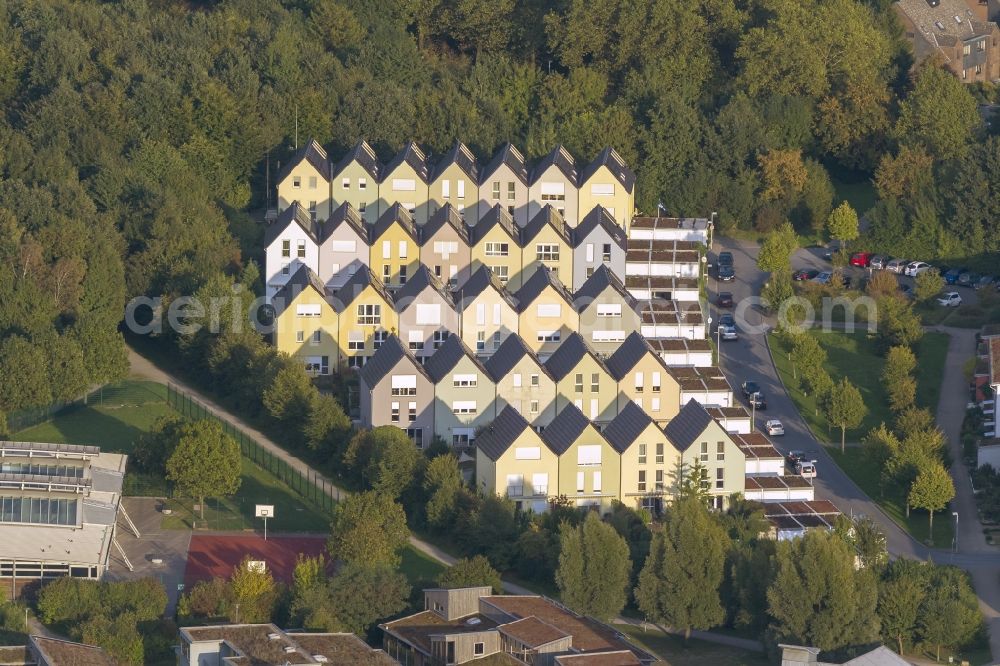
[712,238,1000,659]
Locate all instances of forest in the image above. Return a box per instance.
[0,0,996,422]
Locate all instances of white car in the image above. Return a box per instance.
[904,261,933,277]
[938,292,962,307]
[795,461,817,479]
[765,420,784,436]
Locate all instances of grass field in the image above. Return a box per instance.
[399,547,447,584]
[832,176,876,216]
[615,623,767,665]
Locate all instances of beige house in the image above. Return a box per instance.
[469,205,524,289]
[425,334,497,447]
[484,334,558,428]
[358,334,435,448]
[378,141,431,224]
[520,206,574,286]
[603,402,680,514]
[528,145,579,226]
[477,142,530,227]
[544,332,618,423]
[543,404,621,512]
[429,142,480,223]
[394,265,460,360]
[453,266,519,357]
[368,203,421,290]
[606,332,681,424]
[515,266,579,358]
[573,265,642,355]
[577,147,636,231]
[275,139,331,221]
[330,267,397,369]
[665,400,747,510]
[330,139,382,224]
[475,406,559,514]
[270,265,339,375]
[419,203,473,288]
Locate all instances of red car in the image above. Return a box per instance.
[849,252,871,268]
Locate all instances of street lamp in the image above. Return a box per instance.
[953,511,959,553]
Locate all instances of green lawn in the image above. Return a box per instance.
[399,547,446,585]
[615,623,768,665]
[832,176,876,216]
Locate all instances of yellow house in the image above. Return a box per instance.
[576,147,636,232]
[543,404,621,513]
[275,139,332,222]
[665,400,748,511]
[544,332,618,423]
[271,264,339,375]
[369,204,420,289]
[515,266,579,358]
[330,139,382,224]
[453,266,519,357]
[469,205,524,290]
[475,406,559,514]
[520,206,574,287]
[330,267,398,369]
[603,402,680,514]
[606,332,682,424]
[429,142,479,224]
[378,141,431,225]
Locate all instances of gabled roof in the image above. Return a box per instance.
[359,334,430,387]
[394,264,455,311]
[605,332,664,381]
[578,147,635,193]
[515,265,574,314]
[420,203,470,246]
[432,141,479,183]
[423,333,489,383]
[370,203,419,244]
[603,402,655,454]
[453,266,519,311]
[276,138,330,185]
[271,264,328,318]
[330,266,394,312]
[484,334,551,383]
[521,205,572,245]
[331,139,382,181]
[542,403,596,455]
[663,399,715,452]
[322,202,367,242]
[572,206,627,248]
[544,332,608,382]
[475,406,535,462]
[382,141,430,183]
[481,142,528,185]
[470,205,520,246]
[264,202,320,248]
[573,264,637,313]
[530,145,577,186]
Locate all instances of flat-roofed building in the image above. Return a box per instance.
[628,216,710,245]
[178,623,397,665]
[763,500,843,541]
[646,338,714,368]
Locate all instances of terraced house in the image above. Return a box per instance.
[520,206,574,286]
[573,265,642,355]
[330,268,397,368]
[378,141,431,224]
[425,334,498,448]
[271,265,339,375]
[453,266,520,358]
[319,202,369,289]
[429,141,480,222]
[528,145,580,226]
[475,407,558,514]
[359,335,435,449]
[394,265,460,360]
[484,335,558,428]
[571,206,628,290]
[275,139,331,221]
[477,142,530,226]
[369,204,421,290]
[605,332,681,424]
[576,147,636,230]
[515,266,579,358]
[419,203,473,288]
[469,205,524,289]
[544,332,618,424]
[331,139,382,224]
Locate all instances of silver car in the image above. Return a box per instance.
[765,419,784,436]
[886,258,908,273]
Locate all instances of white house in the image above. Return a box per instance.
[629,216,710,245]
[638,301,706,340]
[264,203,320,303]
[674,366,733,407]
[625,239,702,279]
[648,338,714,367]
[625,275,699,302]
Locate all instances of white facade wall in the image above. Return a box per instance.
[625,261,701,278]
[265,225,319,303]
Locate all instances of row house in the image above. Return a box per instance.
[265,203,630,302]
[639,300,706,340]
[544,332,619,423]
[475,399,749,513]
[515,266,579,358]
[483,335,558,428]
[625,275,700,302]
[574,265,642,355]
[605,332,682,424]
[629,216,711,245]
[275,138,637,229]
[625,238,703,279]
[424,334,497,447]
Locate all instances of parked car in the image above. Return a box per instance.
[717,313,735,330]
[720,325,738,341]
[795,461,817,479]
[717,251,734,268]
[786,450,806,466]
[886,258,909,273]
[741,380,760,399]
[938,291,962,307]
[747,392,767,410]
[904,261,933,277]
[849,252,871,268]
[811,271,833,285]
[975,275,995,290]
[944,267,967,285]
[870,255,890,270]
[718,264,735,281]
[937,265,951,277]
[957,271,976,288]
[765,419,784,436]
[717,292,734,308]
[793,268,820,281]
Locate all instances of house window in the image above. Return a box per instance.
[577,472,585,493]
[507,182,515,200]
[308,202,317,222]
[292,176,301,188]
[342,177,350,188]
[311,330,321,345]
[474,643,484,656]
[716,467,725,489]
[360,177,368,190]
[406,428,423,448]
[597,304,622,318]
[373,330,387,349]
[477,331,485,352]
[635,372,644,393]
[634,397,643,410]
[390,375,417,396]
[493,331,502,349]
[297,239,306,258]
[458,181,466,199]
[537,331,560,342]
[652,372,661,393]
[453,432,472,447]
[435,265,442,277]
[408,402,416,421]
[391,402,400,423]
[593,471,602,493]
[638,444,647,465]
[656,469,664,491]
[452,401,477,414]
[359,201,366,213]
[531,374,540,387]
[602,244,612,262]
[281,263,290,276]
[978,39,986,52]
[964,44,972,55]
[296,331,304,343]
[281,240,290,258]
[453,374,477,387]
[717,441,725,462]
[442,180,450,199]
[433,330,447,349]
[656,442,664,465]
[700,442,708,463]
[485,242,509,257]
[507,204,515,215]
[492,181,500,200]
[399,265,408,285]
[309,175,319,188]
[591,373,599,392]
[513,373,522,387]
[357,304,381,325]
[638,470,646,492]
[651,397,660,412]
[575,374,583,393]
[530,400,539,413]
[382,264,391,283]
[490,265,509,283]
[537,244,559,262]
[348,332,364,350]
[409,339,424,351]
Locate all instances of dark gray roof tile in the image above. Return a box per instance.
[394,264,455,311]
[529,145,577,186]
[453,266,519,311]
[332,139,382,181]
[264,202,320,247]
[481,143,528,185]
[276,139,330,185]
[515,266,574,314]
[423,334,489,383]
[603,402,653,453]
[271,264,327,317]
[521,206,571,245]
[605,332,661,381]
[470,205,521,246]
[432,141,479,183]
[578,147,635,193]
[542,403,594,455]
[330,266,394,312]
[381,141,430,183]
[573,264,636,312]
[484,335,550,383]
[544,332,604,382]
[359,335,430,387]
[322,202,367,242]
[572,206,627,248]
[663,399,714,452]
[371,203,418,244]
[420,203,470,246]
[475,406,534,461]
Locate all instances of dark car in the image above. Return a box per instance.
[793,268,820,281]
[944,267,966,285]
[717,292,734,308]
[975,275,995,290]
[786,450,806,466]
[958,271,976,288]
[747,392,767,410]
[718,264,735,281]
[718,313,735,330]
[741,380,760,399]
[718,251,734,267]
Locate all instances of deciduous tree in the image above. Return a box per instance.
[825,377,867,453]
[165,420,241,519]
[826,202,859,246]
[908,461,954,536]
[438,555,503,594]
[329,491,410,570]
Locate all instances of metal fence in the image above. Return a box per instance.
[165,383,340,514]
